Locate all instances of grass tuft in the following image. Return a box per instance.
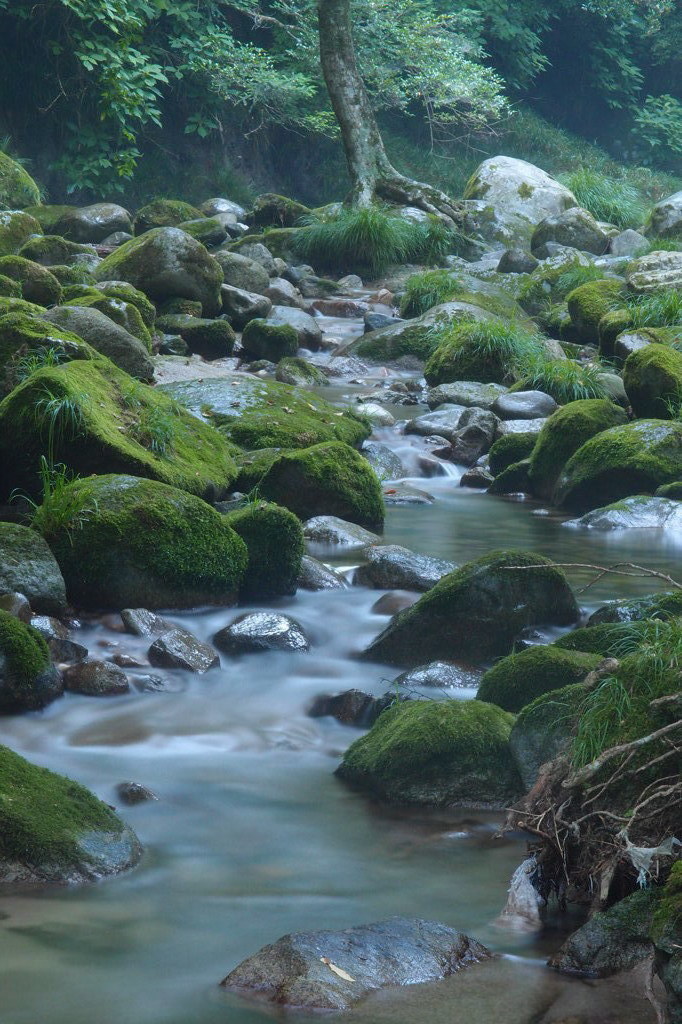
[515,357,609,404]
[400,269,461,317]
[558,168,648,229]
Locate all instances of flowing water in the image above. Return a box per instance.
[0,315,671,1023]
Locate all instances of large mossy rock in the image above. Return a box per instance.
[0,210,42,257]
[623,344,682,419]
[42,304,153,378]
[0,255,62,306]
[489,432,538,475]
[133,198,203,235]
[509,682,587,789]
[566,279,625,343]
[423,322,543,387]
[18,235,95,267]
[225,500,304,599]
[336,699,522,808]
[347,302,496,366]
[94,227,223,316]
[241,318,298,361]
[35,475,248,610]
[63,293,152,348]
[477,645,600,713]
[0,153,41,209]
[54,203,132,243]
[0,743,142,884]
[586,589,682,625]
[0,523,67,614]
[528,399,628,501]
[554,419,682,513]
[518,250,594,316]
[0,359,239,502]
[362,550,578,667]
[258,441,384,528]
[0,610,62,713]
[161,374,370,450]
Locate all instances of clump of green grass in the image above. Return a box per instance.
[424,319,544,386]
[400,269,461,317]
[559,168,647,229]
[12,346,67,384]
[554,264,607,297]
[27,458,98,540]
[626,290,682,328]
[515,357,608,403]
[291,206,462,277]
[644,237,682,253]
[130,404,178,458]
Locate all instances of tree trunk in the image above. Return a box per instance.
[316,0,464,227]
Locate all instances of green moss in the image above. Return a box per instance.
[157,297,203,317]
[624,344,682,418]
[17,235,93,266]
[0,743,133,874]
[363,549,578,667]
[555,419,682,513]
[163,375,370,451]
[275,356,329,387]
[399,270,461,317]
[250,193,311,229]
[241,319,298,362]
[487,458,531,494]
[651,861,682,952]
[156,313,234,358]
[0,358,239,501]
[22,205,75,233]
[489,432,538,476]
[567,279,625,343]
[226,500,304,598]
[96,282,156,328]
[336,699,521,808]
[0,152,41,208]
[176,218,226,247]
[48,264,96,287]
[424,320,543,386]
[588,590,682,625]
[353,317,459,365]
[0,210,42,257]
[528,399,628,502]
[35,474,248,610]
[555,622,648,655]
[133,198,203,235]
[0,610,50,704]
[233,448,283,492]
[519,257,602,316]
[0,296,45,316]
[598,308,633,358]
[509,680,587,788]
[259,441,384,528]
[0,274,21,298]
[0,255,62,306]
[656,481,682,499]
[477,645,601,713]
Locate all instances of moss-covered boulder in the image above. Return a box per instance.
[258,442,384,528]
[177,217,227,247]
[0,274,21,298]
[241,318,298,362]
[518,251,596,315]
[0,210,42,257]
[0,153,41,209]
[275,357,329,387]
[35,474,248,610]
[22,205,75,233]
[347,302,495,366]
[63,293,152,348]
[213,250,270,294]
[17,235,95,266]
[42,304,153,378]
[487,458,531,495]
[0,611,62,713]
[488,432,538,476]
[335,699,522,808]
[0,743,142,884]
[528,399,629,502]
[53,203,132,243]
[0,359,239,501]
[0,312,93,396]
[154,313,235,359]
[225,500,304,599]
[362,550,578,668]
[553,621,650,655]
[161,375,370,451]
[477,645,601,713]
[623,344,682,419]
[586,589,682,625]
[0,296,45,317]
[509,682,587,788]
[96,280,156,327]
[50,264,96,287]
[566,279,624,343]
[0,255,62,306]
[598,308,633,359]
[555,419,682,513]
[0,522,67,614]
[250,193,311,229]
[133,198,204,235]
[94,227,223,317]
[423,321,543,387]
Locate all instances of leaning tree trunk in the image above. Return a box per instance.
[317,0,464,228]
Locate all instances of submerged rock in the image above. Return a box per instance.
[308,688,400,727]
[221,916,491,1011]
[296,555,347,591]
[566,495,682,530]
[393,661,481,689]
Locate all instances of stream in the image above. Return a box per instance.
[0,311,669,1024]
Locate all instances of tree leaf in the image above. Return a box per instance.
[320,957,355,982]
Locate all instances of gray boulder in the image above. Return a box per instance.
[405,406,465,442]
[214,250,270,293]
[354,545,456,592]
[297,555,347,591]
[644,190,682,240]
[303,515,381,549]
[428,381,506,411]
[264,277,305,309]
[268,305,322,350]
[0,523,67,615]
[220,284,272,328]
[493,390,558,420]
[566,495,682,530]
[309,688,400,727]
[56,204,132,244]
[120,608,177,637]
[362,442,404,481]
[625,250,682,294]
[609,229,648,257]
[497,249,539,273]
[221,917,491,1011]
[233,242,276,275]
[30,616,87,663]
[42,305,154,379]
[531,206,610,255]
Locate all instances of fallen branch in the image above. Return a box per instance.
[503,561,682,593]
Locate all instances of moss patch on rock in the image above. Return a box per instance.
[0,312,93,396]
[489,432,538,476]
[18,235,94,266]
[363,549,578,667]
[0,210,42,258]
[624,344,682,418]
[34,474,248,610]
[336,699,522,808]
[241,319,298,362]
[510,681,586,789]
[566,279,625,343]
[477,645,601,713]
[133,198,204,235]
[226,500,304,599]
[0,255,62,306]
[0,153,41,209]
[0,610,60,713]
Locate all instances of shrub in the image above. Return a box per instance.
[558,168,647,229]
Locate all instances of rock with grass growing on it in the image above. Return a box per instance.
[477,645,601,713]
[33,474,248,610]
[423,320,543,387]
[0,743,142,884]
[0,311,94,397]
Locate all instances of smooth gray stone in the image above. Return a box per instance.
[354,545,455,592]
[492,390,558,420]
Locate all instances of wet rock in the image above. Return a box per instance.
[493,391,558,421]
[0,592,32,623]
[0,610,63,712]
[213,251,270,294]
[313,297,368,318]
[63,660,129,696]
[355,402,395,427]
[549,891,657,977]
[325,355,369,378]
[131,673,183,694]
[148,628,220,673]
[221,916,491,1011]
[405,406,465,442]
[355,545,456,592]
[450,410,498,466]
[364,311,401,332]
[264,276,305,309]
[460,467,494,488]
[382,484,435,505]
[30,616,87,663]
[275,357,328,387]
[0,523,67,615]
[371,591,420,615]
[213,612,310,654]
[308,688,400,727]
[394,661,481,689]
[497,249,539,274]
[587,590,682,626]
[116,782,158,805]
[297,555,347,591]
[121,608,178,638]
[531,206,610,256]
[303,515,381,549]
[111,653,145,668]
[268,305,322,350]
[55,203,132,244]
[495,417,548,439]
[566,495,682,530]
[220,284,272,329]
[362,442,404,482]
[427,381,506,411]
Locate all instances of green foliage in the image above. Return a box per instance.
[634,94,682,161]
[399,270,461,317]
[554,264,608,297]
[515,358,609,404]
[12,346,68,384]
[558,168,647,228]
[424,319,543,386]
[625,290,682,328]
